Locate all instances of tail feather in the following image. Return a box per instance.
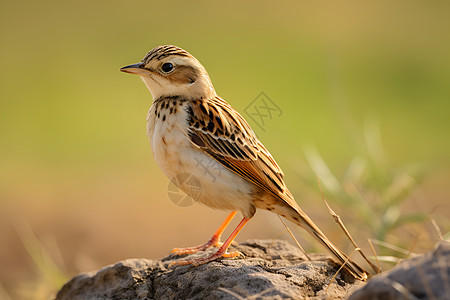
[288,207,368,281]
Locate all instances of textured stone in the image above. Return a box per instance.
[56,239,364,299]
[348,240,450,300]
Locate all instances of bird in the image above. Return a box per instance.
[120,45,368,281]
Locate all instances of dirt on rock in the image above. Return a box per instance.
[56,239,364,300]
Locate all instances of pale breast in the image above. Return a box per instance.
[146,98,256,218]
[147,98,191,179]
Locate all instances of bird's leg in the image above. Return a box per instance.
[171,211,237,256]
[173,216,250,266]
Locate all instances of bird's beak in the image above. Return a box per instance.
[120,63,152,76]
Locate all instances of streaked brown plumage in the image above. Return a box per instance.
[120,45,368,281]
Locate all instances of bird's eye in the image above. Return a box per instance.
[161,62,174,73]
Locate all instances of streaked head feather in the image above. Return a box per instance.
[137,45,215,100]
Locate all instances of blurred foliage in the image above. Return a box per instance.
[1,0,450,298]
[4,222,67,300]
[1,0,450,171]
[301,120,427,243]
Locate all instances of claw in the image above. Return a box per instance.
[169,215,250,268]
[171,239,222,256]
[221,250,243,259]
[171,248,244,267]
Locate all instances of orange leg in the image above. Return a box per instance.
[171,211,237,256]
[173,216,251,266]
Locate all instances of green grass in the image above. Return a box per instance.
[297,119,448,271]
[10,222,67,300]
[302,120,427,242]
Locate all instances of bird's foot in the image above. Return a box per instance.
[171,236,222,256]
[170,247,244,267]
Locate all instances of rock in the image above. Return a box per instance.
[56,239,364,300]
[348,240,450,300]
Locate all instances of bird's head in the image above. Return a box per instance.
[121,45,215,100]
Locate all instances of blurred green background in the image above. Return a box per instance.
[1,0,449,298]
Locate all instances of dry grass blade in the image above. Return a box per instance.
[379,277,421,300]
[430,216,444,240]
[12,220,68,300]
[397,234,419,266]
[247,287,276,299]
[325,247,360,294]
[277,215,310,261]
[323,198,379,274]
[217,287,246,299]
[370,239,415,256]
[217,287,276,299]
[371,256,402,263]
[368,239,381,273]
[317,177,378,274]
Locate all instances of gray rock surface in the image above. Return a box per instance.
[348,240,450,300]
[56,239,364,300]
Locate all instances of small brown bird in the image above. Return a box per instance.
[121,45,368,280]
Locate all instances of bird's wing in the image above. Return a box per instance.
[187,96,298,209]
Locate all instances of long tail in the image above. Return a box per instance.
[286,206,368,281]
